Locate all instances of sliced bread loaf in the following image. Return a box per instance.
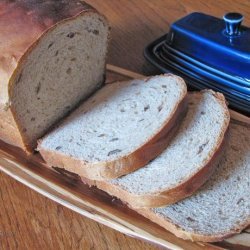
[38,74,187,180]
[0,0,109,151]
[96,90,230,207]
[138,122,250,242]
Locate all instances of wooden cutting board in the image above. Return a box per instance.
[0,65,249,250]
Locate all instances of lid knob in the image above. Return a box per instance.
[223,12,244,36]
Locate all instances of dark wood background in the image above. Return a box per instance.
[1,1,249,249]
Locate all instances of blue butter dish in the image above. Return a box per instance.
[144,12,250,115]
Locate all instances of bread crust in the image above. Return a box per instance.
[38,75,188,180]
[0,105,25,148]
[0,0,107,152]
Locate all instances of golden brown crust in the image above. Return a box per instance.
[38,77,188,180]
[0,0,103,151]
[0,104,25,148]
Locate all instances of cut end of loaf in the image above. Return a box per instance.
[9,11,109,151]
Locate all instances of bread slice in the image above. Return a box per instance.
[138,122,250,242]
[38,74,187,180]
[0,0,109,152]
[96,90,230,207]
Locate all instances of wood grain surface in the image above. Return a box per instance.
[1,1,250,249]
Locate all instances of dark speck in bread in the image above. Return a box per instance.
[108,149,122,156]
[198,141,209,154]
[144,105,150,111]
[67,32,75,38]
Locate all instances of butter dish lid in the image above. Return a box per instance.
[144,12,250,115]
[166,12,250,84]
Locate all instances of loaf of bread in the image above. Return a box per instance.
[138,122,250,242]
[2,1,248,243]
[96,91,230,207]
[38,75,187,180]
[0,0,109,152]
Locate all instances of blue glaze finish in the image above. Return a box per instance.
[166,12,250,82]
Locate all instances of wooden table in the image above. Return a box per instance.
[1,1,249,249]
